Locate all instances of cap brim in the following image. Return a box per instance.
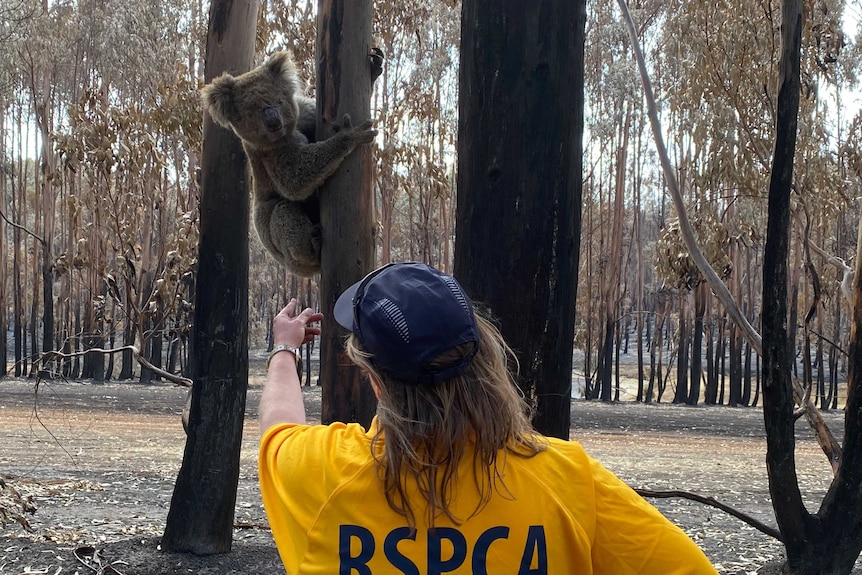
[334,280,362,331]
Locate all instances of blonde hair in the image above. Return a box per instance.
[345,311,546,527]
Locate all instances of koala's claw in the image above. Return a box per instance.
[352,120,377,144]
[311,224,323,256]
[331,114,353,133]
[330,114,376,143]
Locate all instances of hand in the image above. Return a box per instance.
[333,114,378,145]
[273,299,324,348]
[261,299,318,430]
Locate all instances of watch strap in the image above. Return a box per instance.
[267,344,300,369]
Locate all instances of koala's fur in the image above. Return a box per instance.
[201,51,377,277]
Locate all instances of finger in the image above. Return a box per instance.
[307,311,324,324]
[280,298,297,317]
[297,309,324,324]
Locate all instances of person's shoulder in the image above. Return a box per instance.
[516,435,594,478]
[264,420,373,446]
[261,420,374,461]
[541,435,590,460]
[538,437,629,484]
[261,421,376,481]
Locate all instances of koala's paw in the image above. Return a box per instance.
[370,47,385,82]
[352,129,377,145]
[348,116,377,145]
[354,121,378,145]
[334,114,377,145]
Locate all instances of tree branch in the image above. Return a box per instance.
[617,0,840,468]
[0,208,45,245]
[41,346,192,387]
[635,488,783,542]
[792,208,854,307]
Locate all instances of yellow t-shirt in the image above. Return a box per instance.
[259,420,718,575]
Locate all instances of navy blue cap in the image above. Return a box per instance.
[334,262,479,385]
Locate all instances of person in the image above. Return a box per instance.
[258,262,718,574]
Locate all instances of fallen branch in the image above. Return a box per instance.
[233,520,271,530]
[635,488,783,542]
[41,346,192,387]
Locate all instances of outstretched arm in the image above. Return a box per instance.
[259,299,323,434]
[270,116,377,201]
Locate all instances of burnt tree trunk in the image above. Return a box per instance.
[70,304,80,379]
[0,192,5,377]
[599,318,614,402]
[646,293,667,404]
[718,316,726,404]
[149,327,163,382]
[742,249,755,406]
[614,323,622,402]
[635,180,645,402]
[40,255,53,377]
[828,295,840,409]
[32,90,56,380]
[454,0,585,439]
[761,0,862,571]
[687,282,706,405]
[118,271,135,380]
[705,308,717,404]
[12,171,23,377]
[316,0,377,427]
[761,0,808,561]
[742,339,753,406]
[161,0,256,554]
[729,326,742,406]
[674,293,689,404]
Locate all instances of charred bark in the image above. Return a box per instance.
[687,283,706,405]
[454,0,585,438]
[161,0,256,555]
[759,0,862,571]
[316,0,377,427]
[674,293,689,404]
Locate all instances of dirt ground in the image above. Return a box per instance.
[0,367,853,575]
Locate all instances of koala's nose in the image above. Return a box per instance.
[262,108,281,132]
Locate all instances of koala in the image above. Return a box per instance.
[201,51,378,277]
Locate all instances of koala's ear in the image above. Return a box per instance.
[265,51,298,79]
[201,74,239,127]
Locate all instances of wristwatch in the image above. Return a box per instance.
[266,344,301,369]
